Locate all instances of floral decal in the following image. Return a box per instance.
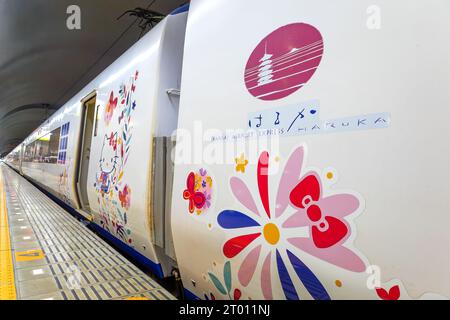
[104,91,118,126]
[206,261,242,300]
[235,153,249,173]
[183,168,213,215]
[119,185,131,210]
[376,285,400,300]
[217,145,365,300]
[94,70,138,244]
[374,280,448,300]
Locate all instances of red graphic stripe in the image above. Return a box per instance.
[257,152,271,218]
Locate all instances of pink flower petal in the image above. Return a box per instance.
[282,209,311,228]
[275,146,304,217]
[238,245,262,286]
[261,252,273,299]
[318,194,360,218]
[288,237,366,272]
[230,177,260,216]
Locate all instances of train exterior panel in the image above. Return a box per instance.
[20,101,81,205]
[170,0,450,300]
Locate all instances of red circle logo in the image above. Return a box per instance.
[244,23,324,101]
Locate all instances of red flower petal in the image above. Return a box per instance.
[223,233,261,258]
[186,172,195,191]
[233,289,242,300]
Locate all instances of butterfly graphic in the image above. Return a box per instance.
[107,91,118,111]
[183,172,206,214]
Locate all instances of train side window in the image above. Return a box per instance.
[32,140,40,162]
[24,141,37,163]
[57,123,69,164]
[36,134,51,163]
[23,143,33,162]
[48,127,61,164]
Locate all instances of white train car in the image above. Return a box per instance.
[170,0,450,300]
[5,4,189,278]
[6,0,450,300]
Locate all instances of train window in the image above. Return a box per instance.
[22,127,62,164]
[24,140,39,163]
[47,127,61,164]
[23,142,35,163]
[34,134,51,163]
[57,122,70,164]
[20,122,70,164]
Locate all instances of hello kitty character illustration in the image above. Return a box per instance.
[96,132,120,196]
[94,70,139,243]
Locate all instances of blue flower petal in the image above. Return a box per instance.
[286,250,331,300]
[217,210,260,229]
[276,250,299,300]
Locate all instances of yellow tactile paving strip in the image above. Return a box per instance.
[0,169,16,300]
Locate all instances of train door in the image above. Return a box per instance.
[76,93,97,212]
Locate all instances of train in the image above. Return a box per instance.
[4,0,450,300]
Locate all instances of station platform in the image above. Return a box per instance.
[0,164,174,300]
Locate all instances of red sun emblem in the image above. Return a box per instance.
[244,23,324,101]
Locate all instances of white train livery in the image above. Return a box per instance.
[5,0,450,300]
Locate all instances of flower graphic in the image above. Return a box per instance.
[119,184,131,210]
[183,172,206,214]
[183,169,213,215]
[108,132,118,151]
[217,146,365,300]
[235,153,249,173]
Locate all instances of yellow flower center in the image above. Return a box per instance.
[263,223,280,245]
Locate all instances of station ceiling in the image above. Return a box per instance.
[0,0,186,157]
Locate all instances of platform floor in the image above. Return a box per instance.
[0,164,174,300]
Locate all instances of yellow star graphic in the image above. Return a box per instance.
[235,153,249,173]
